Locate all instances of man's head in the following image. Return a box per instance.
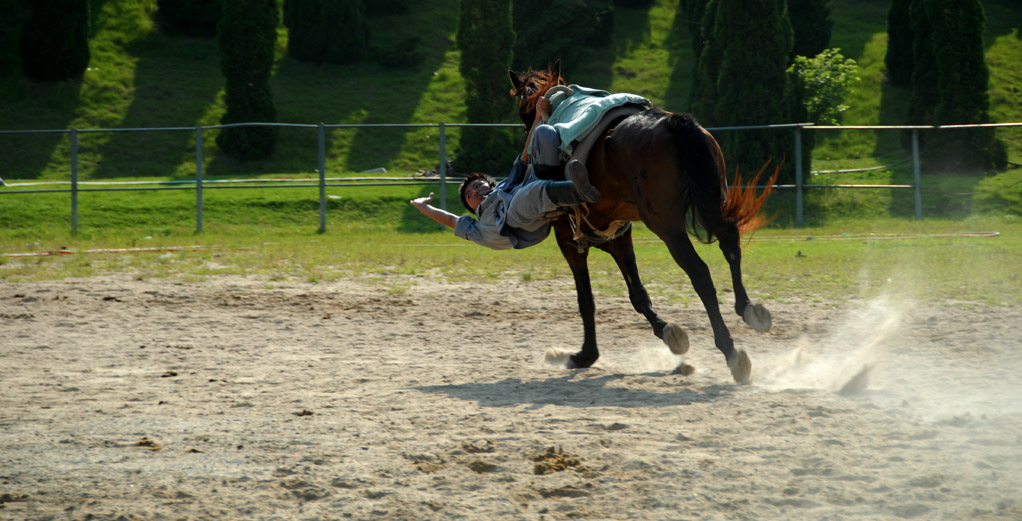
[458,172,495,213]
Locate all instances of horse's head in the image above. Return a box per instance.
[508,60,563,132]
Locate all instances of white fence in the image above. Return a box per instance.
[2,121,1019,232]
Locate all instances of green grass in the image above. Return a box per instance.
[3,198,1019,307]
[2,0,1020,306]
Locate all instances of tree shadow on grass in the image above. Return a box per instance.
[88,32,224,180]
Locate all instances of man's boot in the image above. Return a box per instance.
[543,160,601,206]
[566,159,601,203]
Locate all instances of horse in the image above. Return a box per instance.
[508,62,777,383]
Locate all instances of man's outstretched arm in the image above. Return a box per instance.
[410,192,459,229]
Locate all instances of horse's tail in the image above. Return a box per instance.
[665,112,778,242]
[723,160,780,236]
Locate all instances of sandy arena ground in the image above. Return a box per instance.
[2,274,1021,520]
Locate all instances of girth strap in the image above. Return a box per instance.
[567,203,631,252]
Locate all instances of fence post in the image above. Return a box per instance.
[794,125,803,227]
[318,123,327,233]
[195,127,204,233]
[438,122,447,211]
[71,129,79,234]
[911,128,922,220]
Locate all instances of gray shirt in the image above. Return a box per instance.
[453,159,554,250]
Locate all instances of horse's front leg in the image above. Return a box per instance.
[718,226,772,332]
[596,228,688,355]
[553,223,599,368]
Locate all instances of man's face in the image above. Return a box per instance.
[465,179,491,212]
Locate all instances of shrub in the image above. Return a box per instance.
[787,49,859,125]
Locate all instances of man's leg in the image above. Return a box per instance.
[530,124,600,203]
[530,124,562,170]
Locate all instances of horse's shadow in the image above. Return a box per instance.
[411,373,734,410]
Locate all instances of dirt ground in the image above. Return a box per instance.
[2,274,1021,520]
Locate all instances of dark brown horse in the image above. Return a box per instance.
[509,62,777,383]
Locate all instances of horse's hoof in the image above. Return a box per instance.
[568,352,598,369]
[743,303,772,332]
[663,323,689,354]
[727,349,752,384]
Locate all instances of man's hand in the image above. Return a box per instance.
[536,97,552,122]
[410,192,435,210]
[410,192,459,230]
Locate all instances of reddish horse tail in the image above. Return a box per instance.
[724,161,780,236]
[665,112,778,242]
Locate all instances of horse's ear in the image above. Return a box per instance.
[509,70,524,96]
[550,60,561,83]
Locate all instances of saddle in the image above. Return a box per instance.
[544,86,644,251]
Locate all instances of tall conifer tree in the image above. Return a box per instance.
[922,0,1005,170]
[20,0,90,81]
[217,0,278,160]
[692,0,794,180]
[884,0,913,86]
[456,0,515,173]
[789,0,832,59]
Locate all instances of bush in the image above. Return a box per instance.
[155,0,223,37]
[19,0,90,81]
[787,49,859,125]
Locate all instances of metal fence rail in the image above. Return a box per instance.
[2,121,1020,231]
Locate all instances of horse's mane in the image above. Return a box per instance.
[509,65,564,132]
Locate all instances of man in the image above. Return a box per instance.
[410,98,599,250]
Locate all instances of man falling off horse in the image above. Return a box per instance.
[410,97,601,250]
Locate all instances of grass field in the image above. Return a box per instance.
[2,179,1019,307]
[2,0,1020,306]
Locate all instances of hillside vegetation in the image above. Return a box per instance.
[1,0,1020,228]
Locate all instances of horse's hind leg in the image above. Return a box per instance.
[718,226,772,332]
[663,229,751,383]
[597,229,688,355]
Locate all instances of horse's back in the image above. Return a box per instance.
[587,109,728,239]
